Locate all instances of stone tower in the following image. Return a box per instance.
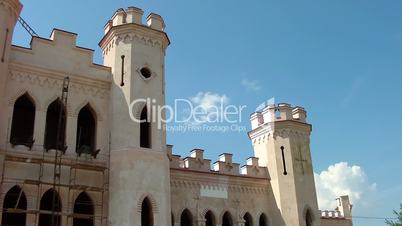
[249,103,320,226]
[0,0,22,150]
[99,8,171,226]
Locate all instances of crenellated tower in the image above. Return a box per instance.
[0,0,22,150]
[99,7,171,226]
[249,103,320,226]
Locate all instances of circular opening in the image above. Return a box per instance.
[140,67,152,79]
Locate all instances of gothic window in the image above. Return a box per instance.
[1,186,27,226]
[44,99,66,151]
[76,104,96,156]
[38,189,62,226]
[10,93,35,148]
[140,106,151,148]
[222,211,233,226]
[180,209,193,226]
[73,192,94,226]
[244,212,253,226]
[259,213,268,226]
[205,210,215,226]
[141,197,153,226]
[306,209,313,226]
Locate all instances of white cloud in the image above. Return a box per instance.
[184,92,229,124]
[241,78,261,91]
[314,162,376,210]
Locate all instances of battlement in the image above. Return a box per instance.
[320,195,353,220]
[250,103,307,130]
[168,146,268,178]
[104,7,165,34]
[320,210,344,219]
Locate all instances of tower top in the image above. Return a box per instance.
[103,7,166,33]
[99,7,170,50]
[0,0,23,18]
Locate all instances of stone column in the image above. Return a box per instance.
[197,218,206,226]
[33,110,46,151]
[65,115,77,156]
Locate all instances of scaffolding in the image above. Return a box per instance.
[0,77,110,226]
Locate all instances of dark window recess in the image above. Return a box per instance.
[76,104,100,158]
[259,214,267,226]
[73,192,94,226]
[1,186,27,226]
[38,189,62,226]
[140,67,152,79]
[244,213,253,226]
[44,99,66,152]
[180,209,193,226]
[1,28,9,62]
[10,93,35,148]
[222,212,233,226]
[306,210,313,226]
[140,106,151,148]
[141,197,153,226]
[120,55,125,86]
[205,211,215,226]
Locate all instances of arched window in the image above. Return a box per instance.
[222,211,233,226]
[73,192,94,226]
[44,99,66,151]
[1,186,27,226]
[306,209,313,226]
[141,197,153,226]
[259,213,268,226]
[76,104,96,156]
[180,209,193,226]
[171,212,174,226]
[10,93,35,148]
[244,212,253,226]
[205,210,215,226]
[140,106,151,148]
[39,189,62,226]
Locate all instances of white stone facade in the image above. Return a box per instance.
[0,1,353,226]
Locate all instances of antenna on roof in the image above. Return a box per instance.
[17,16,38,37]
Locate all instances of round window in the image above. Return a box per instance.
[140,67,152,79]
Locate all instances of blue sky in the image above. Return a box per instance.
[12,1,402,225]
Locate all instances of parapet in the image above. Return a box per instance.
[250,103,308,130]
[104,7,165,34]
[320,195,353,220]
[169,146,268,178]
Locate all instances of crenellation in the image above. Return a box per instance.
[184,149,211,172]
[146,13,165,31]
[241,157,269,178]
[292,106,307,122]
[213,153,240,175]
[126,6,143,24]
[277,103,293,120]
[111,8,126,26]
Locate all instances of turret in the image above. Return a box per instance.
[99,7,171,226]
[249,103,320,226]
[0,0,22,150]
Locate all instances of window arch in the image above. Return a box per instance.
[205,210,215,226]
[140,106,151,148]
[141,197,153,226]
[1,186,27,226]
[180,209,193,226]
[76,104,97,156]
[73,192,94,226]
[10,93,35,148]
[306,209,313,226]
[44,99,66,151]
[244,212,253,226]
[38,188,62,226]
[259,213,268,226]
[222,211,233,226]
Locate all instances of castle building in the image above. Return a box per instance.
[0,0,353,226]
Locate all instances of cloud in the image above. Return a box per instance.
[183,92,229,124]
[314,162,376,210]
[241,78,261,91]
